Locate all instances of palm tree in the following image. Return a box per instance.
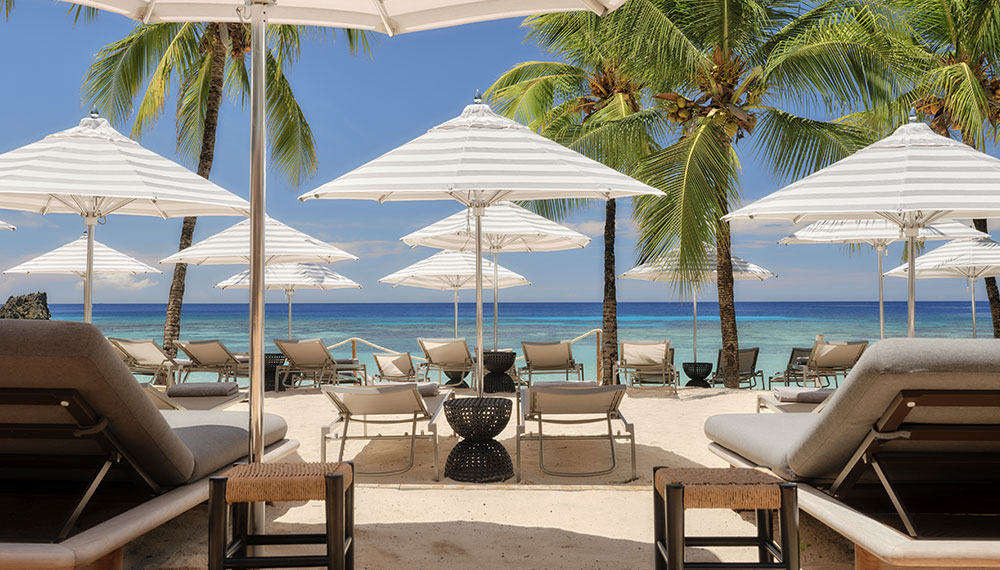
[84,23,370,355]
[486,13,665,385]
[601,0,901,387]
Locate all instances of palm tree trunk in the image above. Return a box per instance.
[601,198,619,385]
[162,25,227,357]
[716,215,739,389]
[972,219,1000,337]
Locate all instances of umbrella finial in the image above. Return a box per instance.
[473,90,483,104]
[908,114,918,123]
[90,109,100,119]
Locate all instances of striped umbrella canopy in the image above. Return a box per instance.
[5,236,160,311]
[885,238,1000,338]
[161,216,357,265]
[401,201,590,348]
[619,246,776,361]
[780,220,987,338]
[0,114,248,322]
[216,263,361,339]
[380,251,530,337]
[302,101,661,395]
[726,120,1000,337]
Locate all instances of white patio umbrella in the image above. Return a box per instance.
[302,101,662,396]
[5,236,161,310]
[619,246,776,362]
[215,263,361,339]
[0,115,248,323]
[161,216,357,265]
[884,238,1000,338]
[780,220,986,338]
[726,119,1000,337]
[380,251,530,338]
[0,220,15,231]
[401,201,590,348]
[63,0,629,479]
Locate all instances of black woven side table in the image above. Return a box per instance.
[443,397,513,483]
[682,362,713,388]
[482,350,516,393]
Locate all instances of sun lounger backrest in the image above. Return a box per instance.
[808,340,867,369]
[176,340,237,366]
[786,338,1000,480]
[0,320,195,487]
[109,338,171,367]
[716,347,760,375]
[418,338,470,366]
[522,341,573,368]
[621,340,670,366]
[787,347,812,368]
[374,352,415,379]
[322,384,427,416]
[528,385,626,415]
[274,338,333,368]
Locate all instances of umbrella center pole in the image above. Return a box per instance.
[454,289,459,338]
[287,290,293,340]
[493,252,499,351]
[692,295,698,362]
[904,225,918,338]
[83,216,97,324]
[876,245,885,340]
[473,201,485,396]
[971,278,977,339]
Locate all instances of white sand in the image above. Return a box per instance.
[124,386,854,569]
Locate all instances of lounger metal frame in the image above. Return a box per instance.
[275,339,365,388]
[518,341,585,385]
[108,338,188,387]
[766,347,812,389]
[0,388,161,540]
[616,342,678,391]
[709,347,764,388]
[174,340,248,382]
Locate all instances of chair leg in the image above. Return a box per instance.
[654,469,667,570]
[515,424,523,483]
[320,425,330,462]
[325,474,346,570]
[778,483,799,570]
[345,468,355,570]
[338,417,351,462]
[431,424,440,482]
[665,484,685,570]
[208,477,227,570]
[756,509,774,563]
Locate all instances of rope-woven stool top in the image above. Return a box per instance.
[222,462,353,504]
[655,467,784,510]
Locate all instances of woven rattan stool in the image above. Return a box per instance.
[208,462,355,570]
[653,467,798,570]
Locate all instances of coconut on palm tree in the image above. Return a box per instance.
[601,0,900,386]
[487,13,664,384]
[84,23,370,355]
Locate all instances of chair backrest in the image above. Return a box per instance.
[109,338,172,368]
[418,338,471,366]
[785,339,1000,480]
[716,347,760,375]
[808,340,868,369]
[374,352,416,379]
[620,340,670,367]
[273,338,333,368]
[522,341,573,368]
[0,320,195,487]
[175,339,238,367]
[668,347,675,365]
[786,347,813,370]
[322,384,428,416]
[526,384,626,415]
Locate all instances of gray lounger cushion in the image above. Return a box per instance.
[706,338,1000,482]
[772,386,833,403]
[167,381,240,397]
[161,411,287,482]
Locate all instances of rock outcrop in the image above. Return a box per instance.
[0,292,51,319]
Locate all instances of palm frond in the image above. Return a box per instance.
[485,61,589,126]
[263,49,317,186]
[754,107,875,182]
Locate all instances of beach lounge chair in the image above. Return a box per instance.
[417,338,474,385]
[516,384,635,482]
[0,320,298,570]
[767,346,813,388]
[615,340,677,391]
[108,337,191,387]
[800,339,868,387]
[704,338,1000,567]
[519,340,584,385]
[144,381,245,411]
[756,386,834,414]
[709,347,764,388]
[373,352,418,382]
[174,339,249,382]
[274,338,366,388]
[320,384,453,481]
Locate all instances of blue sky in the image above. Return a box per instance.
[0,3,993,305]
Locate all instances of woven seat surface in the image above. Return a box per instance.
[655,467,784,510]
[222,462,353,503]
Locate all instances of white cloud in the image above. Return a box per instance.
[88,273,158,291]
[330,239,410,258]
[568,220,605,237]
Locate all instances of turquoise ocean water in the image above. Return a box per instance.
[56,301,985,386]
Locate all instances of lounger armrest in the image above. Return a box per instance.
[615,410,633,431]
[426,390,455,425]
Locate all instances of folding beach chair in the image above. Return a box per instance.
[767,347,813,388]
[709,347,764,388]
[516,384,635,482]
[417,338,474,385]
[800,340,868,387]
[174,339,249,382]
[274,338,365,388]
[108,337,190,387]
[616,340,677,391]
[373,352,418,382]
[519,340,584,385]
[320,384,453,480]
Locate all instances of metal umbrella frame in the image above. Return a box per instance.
[215,263,361,339]
[779,220,987,338]
[619,245,776,362]
[401,201,590,348]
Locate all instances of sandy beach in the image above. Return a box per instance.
[123,386,855,569]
